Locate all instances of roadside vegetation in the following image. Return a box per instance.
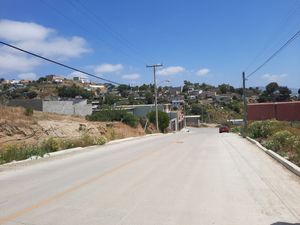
[234,120,300,166]
[0,134,107,165]
[86,109,139,128]
[147,111,170,133]
[0,106,148,165]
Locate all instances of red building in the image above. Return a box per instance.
[247,101,300,121]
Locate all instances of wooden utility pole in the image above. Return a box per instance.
[146,64,163,131]
[242,72,248,127]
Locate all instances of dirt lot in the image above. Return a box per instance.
[0,106,146,149]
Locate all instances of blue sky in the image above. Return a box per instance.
[1,0,300,88]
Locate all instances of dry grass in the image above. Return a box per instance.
[0,106,146,150]
[0,106,86,123]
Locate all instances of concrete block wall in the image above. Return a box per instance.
[42,100,93,117]
[7,99,43,111]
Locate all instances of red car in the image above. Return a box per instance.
[219,125,229,133]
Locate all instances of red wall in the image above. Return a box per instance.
[248,102,300,121]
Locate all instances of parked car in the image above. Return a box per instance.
[219,125,229,133]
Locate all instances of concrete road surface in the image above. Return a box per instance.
[0,128,300,225]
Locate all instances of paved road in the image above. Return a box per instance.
[0,128,300,225]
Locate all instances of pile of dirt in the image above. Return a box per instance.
[0,106,146,149]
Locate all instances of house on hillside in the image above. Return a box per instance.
[89,84,107,95]
[171,100,185,109]
[199,91,216,100]
[46,75,64,83]
[73,76,90,84]
[168,86,183,96]
[215,94,232,104]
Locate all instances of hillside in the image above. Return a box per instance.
[0,106,145,150]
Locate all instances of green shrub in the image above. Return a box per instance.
[247,120,281,139]
[0,144,41,163]
[0,135,109,165]
[265,130,294,152]
[24,107,33,116]
[58,85,93,99]
[86,109,138,128]
[94,136,107,145]
[80,133,95,146]
[290,145,300,166]
[147,111,170,132]
[60,139,75,149]
[41,137,60,153]
[122,113,138,128]
[230,126,241,133]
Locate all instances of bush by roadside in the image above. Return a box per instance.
[86,109,139,128]
[147,111,170,133]
[242,120,300,166]
[0,134,107,165]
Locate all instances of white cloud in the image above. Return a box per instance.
[262,73,288,82]
[18,72,37,80]
[94,64,123,74]
[0,50,40,73]
[0,19,53,42]
[122,73,140,80]
[196,68,210,76]
[17,36,89,59]
[157,66,185,76]
[0,19,90,74]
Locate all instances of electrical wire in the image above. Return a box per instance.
[40,0,149,65]
[244,0,300,72]
[71,0,160,64]
[246,28,300,78]
[0,41,121,85]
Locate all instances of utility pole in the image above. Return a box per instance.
[146,64,163,131]
[242,72,247,127]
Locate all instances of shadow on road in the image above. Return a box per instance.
[271,223,300,225]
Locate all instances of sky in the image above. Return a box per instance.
[0,0,300,88]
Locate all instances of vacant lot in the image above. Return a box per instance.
[0,106,146,163]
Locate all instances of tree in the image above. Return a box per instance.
[145,91,154,104]
[182,80,192,93]
[218,83,235,94]
[57,85,93,99]
[37,77,47,83]
[235,88,243,95]
[298,88,300,95]
[258,83,290,102]
[27,91,38,99]
[117,84,130,98]
[104,93,118,105]
[190,104,206,115]
[147,111,170,132]
[266,82,279,95]
[139,84,149,91]
[276,86,291,102]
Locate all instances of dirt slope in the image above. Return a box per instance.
[0,107,145,149]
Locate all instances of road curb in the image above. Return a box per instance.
[0,133,171,168]
[246,136,300,177]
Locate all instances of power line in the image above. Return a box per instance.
[246,28,300,78]
[39,0,149,65]
[71,0,160,64]
[244,0,300,72]
[0,41,121,85]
